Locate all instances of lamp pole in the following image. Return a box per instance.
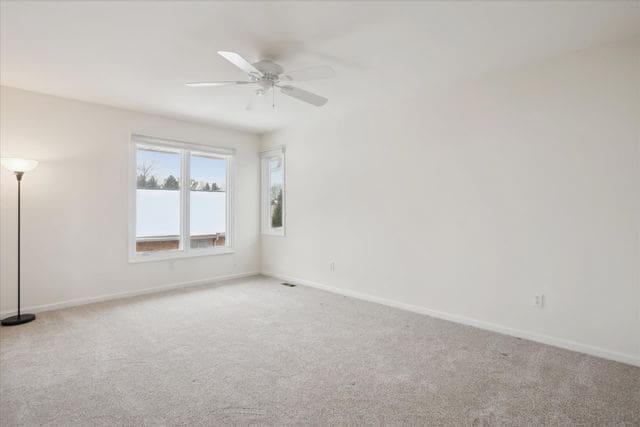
[1,166,36,326]
[17,172,23,319]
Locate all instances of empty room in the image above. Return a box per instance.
[1,1,638,425]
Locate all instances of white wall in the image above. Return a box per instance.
[0,87,261,314]
[261,40,640,365]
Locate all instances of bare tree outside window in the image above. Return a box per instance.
[269,158,283,229]
[271,184,283,228]
[136,161,156,189]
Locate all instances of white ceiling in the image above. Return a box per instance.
[1,1,638,134]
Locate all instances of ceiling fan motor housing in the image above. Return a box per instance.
[253,60,284,81]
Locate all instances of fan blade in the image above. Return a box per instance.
[186,81,255,87]
[279,85,328,107]
[218,51,262,77]
[280,65,335,82]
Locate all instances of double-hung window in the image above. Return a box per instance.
[260,146,285,236]
[130,135,234,261]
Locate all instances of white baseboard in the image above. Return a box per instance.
[263,271,640,368]
[0,271,260,318]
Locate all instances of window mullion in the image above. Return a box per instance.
[268,160,273,232]
[262,158,269,233]
[181,149,190,252]
[225,156,232,248]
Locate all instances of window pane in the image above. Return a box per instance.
[136,148,181,252]
[190,154,226,249]
[269,158,283,228]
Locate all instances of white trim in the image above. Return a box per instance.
[262,271,640,368]
[129,246,235,263]
[262,229,285,237]
[128,141,137,261]
[135,235,180,242]
[132,134,236,155]
[226,155,236,248]
[0,272,259,318]
[259,145,285,157]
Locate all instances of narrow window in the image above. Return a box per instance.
[130,136,235,261]
[135,147,181,252]
[189,153,227,249]
[261,147,285,236]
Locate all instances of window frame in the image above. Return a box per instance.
[128,134,235,263]
[260,146,286,237]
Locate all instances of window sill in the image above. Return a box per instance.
[129,246,235,264]
[262,231,285,237]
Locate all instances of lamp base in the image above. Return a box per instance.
[1,313,36,326]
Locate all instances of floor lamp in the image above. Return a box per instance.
[1,157,39,326]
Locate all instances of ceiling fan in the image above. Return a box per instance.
[187,51,335,109]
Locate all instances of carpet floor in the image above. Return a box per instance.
[1,275,638,425]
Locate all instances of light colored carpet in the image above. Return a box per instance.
[1,275,638,425]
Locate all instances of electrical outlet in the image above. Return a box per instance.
[532,294,544,308]
[329,262,335,272]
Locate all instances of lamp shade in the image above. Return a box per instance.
[1,157,39,173]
